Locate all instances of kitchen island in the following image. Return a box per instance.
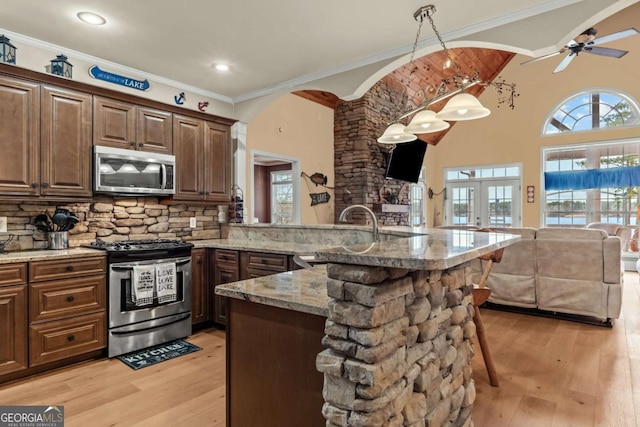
[216,228,520,427]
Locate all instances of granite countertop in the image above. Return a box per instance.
[314,228,520,270]
[190,238,337,255]
[0,247,105,264]
[215,265,330,317]
[216,228,521,315]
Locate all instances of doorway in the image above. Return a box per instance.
[445,179,521,228]
[250,150,301,224]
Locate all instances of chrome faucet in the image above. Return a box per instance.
[338,204,379,242]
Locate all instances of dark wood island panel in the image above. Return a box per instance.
[226,298,326,427]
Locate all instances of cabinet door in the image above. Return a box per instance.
[0,76,39,196]
[40,85,92,197]
[0,285,28,376]
[137,106,173,154]
[204,121,232,202]
[213,265,238,326]
[93,96,136,149]
[173,115,204,201]
[191,248,209,326]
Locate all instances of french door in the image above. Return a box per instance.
[445,179,521,228]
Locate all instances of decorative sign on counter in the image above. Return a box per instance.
[89,65,150,91]
[310,192,331,206]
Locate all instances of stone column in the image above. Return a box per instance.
[316,262,477,427]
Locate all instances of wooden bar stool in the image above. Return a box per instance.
[472,247,504,387]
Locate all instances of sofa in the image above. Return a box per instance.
[462,227,624,324]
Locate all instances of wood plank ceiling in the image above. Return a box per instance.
[294,47,515,145]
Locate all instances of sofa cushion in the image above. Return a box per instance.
[537,277,608,320]
[536,228,605,281]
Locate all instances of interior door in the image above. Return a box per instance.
[446,179,521,227]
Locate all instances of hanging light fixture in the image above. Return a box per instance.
[377,5,517,144]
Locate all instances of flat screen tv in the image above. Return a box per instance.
[384,140,427,183]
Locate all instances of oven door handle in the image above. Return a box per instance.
[110,256,192,271]
[110,312,191,335]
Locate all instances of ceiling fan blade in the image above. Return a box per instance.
[520,51,561,66]
[553,53,576,73]
[584,46,629,58]
[591,28,639,46]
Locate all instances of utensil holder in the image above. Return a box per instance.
[48,231,69,250]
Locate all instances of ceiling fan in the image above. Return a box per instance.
[521,27,639,73]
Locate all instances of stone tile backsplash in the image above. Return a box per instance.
[0,196,220,251]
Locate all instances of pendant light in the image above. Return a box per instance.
[405,110,450,133]
[377,123,418,144]
[436,93,491,121]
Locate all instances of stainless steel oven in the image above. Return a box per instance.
[89,239,193,358]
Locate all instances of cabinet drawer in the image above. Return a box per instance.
[0,263,27,287]
[30,256,106,282]
[29,312,106,367]
[29,275,106,323]
[216,249,239,265]
[243,252,289,272]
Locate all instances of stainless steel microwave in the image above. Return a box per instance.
[93,145,176,195]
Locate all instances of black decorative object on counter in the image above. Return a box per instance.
[32,208,79,232]
[230,185,244,223]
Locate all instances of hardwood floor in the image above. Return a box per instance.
[0,273,638,426]
[0,329,227,427]
[473,272,640,426]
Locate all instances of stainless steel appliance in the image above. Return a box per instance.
[88,239,193,357]
[93,145,176,196]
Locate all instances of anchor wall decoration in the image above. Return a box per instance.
[174,92,185,105]
[198,101,209,112]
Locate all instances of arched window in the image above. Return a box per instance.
[542,89,640,135]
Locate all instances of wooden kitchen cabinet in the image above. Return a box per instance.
[40,85,93,197]
[0,77,92,198]
[28,256,107,367]
[240,251,293,280]
[211,249,240,326]
[0,76,40,196]
[173,115,232,203]
[0,263,28,376]
[93,96,173,154]
[191,248,209,326]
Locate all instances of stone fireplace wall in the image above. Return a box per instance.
[334,77,413,227]
[317,262,476,427]
[0,197,221,251]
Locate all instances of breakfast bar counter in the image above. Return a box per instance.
[215,228,520,427]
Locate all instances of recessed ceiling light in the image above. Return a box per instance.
[215,64,229,71]
[77,12,106,25]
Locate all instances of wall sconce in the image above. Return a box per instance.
[526,185,535,203]
[48,54,73,78]
[0,35,16,64]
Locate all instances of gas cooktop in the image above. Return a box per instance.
[88,239,194,253]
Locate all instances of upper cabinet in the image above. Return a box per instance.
[0,77,92,198]
[0,76,40,196]
[173,115,232,202]
[40,85,92,198]
[94,96,172,154]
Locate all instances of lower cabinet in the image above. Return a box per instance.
[0,256,107,384]
[211,249,240,326]
[191,248,209,326]
[0,284,28,376]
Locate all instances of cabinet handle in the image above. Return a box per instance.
[67,335,75,342]
[66,265,74,271]
[197,259,203,264]
[31,182,38,188]
[41,183,49,188]
[67,295,75,302]
[130,141,136,147]
[138,142,144,147]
